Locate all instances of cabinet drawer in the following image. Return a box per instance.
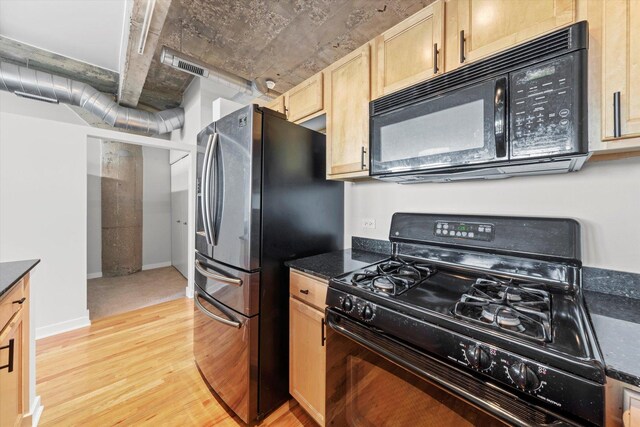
[0,280,24,330]
[290,270,328,311]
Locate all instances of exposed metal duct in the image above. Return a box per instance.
[160,46,281,100]
[0,61,184,134]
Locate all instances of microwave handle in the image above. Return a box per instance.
[494,78,507,158]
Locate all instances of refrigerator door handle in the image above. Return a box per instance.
[209,133,219,245]
[211,132,222,245]
[194,290,242,328]
[195,260,243,286]
[201,133,215,246]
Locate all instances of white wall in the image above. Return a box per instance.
[142,146,172,269]
[0,91,193,339]
[345,157,640,274]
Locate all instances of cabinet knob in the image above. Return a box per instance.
[12,297,26,305]
[460,30,466,63]
[299,289,309,295]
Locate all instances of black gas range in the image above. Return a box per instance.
[326,213,605,426]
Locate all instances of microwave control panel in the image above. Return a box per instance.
[510,54,581,159]
[434,221,494,242]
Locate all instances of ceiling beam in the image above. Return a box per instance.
[118,0,172,108]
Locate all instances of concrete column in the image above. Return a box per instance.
[101,141,143,276]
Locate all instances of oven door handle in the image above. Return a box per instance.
[326,310,578,427]
[494,77,507,159]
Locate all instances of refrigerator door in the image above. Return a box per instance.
[196,105,262,272]
[194,252,260,316]
[194,284,258,423]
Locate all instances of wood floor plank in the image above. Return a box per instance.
[36,298,316,426]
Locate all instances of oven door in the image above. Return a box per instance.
[370,77,507,176]
[325,309,580,427]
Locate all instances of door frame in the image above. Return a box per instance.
[85,127,197,310]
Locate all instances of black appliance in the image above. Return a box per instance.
[194,105,343,423]
[326,213,605,426]
[369,21,590,183]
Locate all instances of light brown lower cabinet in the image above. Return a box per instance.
[289,270,326,426]
[0,275,30,427]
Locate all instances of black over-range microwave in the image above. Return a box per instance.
[369,21,590,183]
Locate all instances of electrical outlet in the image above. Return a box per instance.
[362,218,376,229]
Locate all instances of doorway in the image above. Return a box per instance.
[86,137,191,320]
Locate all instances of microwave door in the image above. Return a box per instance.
[209,106,262,272]
[370,77,507,176]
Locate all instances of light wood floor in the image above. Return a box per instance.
[36,298,316,426]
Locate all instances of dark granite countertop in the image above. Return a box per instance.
[584,290,640,387]
[286,249,388,281]
[0,259,40,299]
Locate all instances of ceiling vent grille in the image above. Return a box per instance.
[176,59,209,77]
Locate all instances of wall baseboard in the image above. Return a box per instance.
[142,261,172,271]
[87,271,102,279]
[185,285,194,299]
[36,311,91,340]
[26,395,43,427]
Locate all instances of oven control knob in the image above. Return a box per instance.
[361,304,374,321]
[466,345,491,370]
[508,362,540,392]
[342,297,354,312]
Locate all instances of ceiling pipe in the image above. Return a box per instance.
[0,61,184,134]
[160,46,281,100]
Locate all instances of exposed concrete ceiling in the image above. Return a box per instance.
[1,0,434,114]
[138,0,433,110]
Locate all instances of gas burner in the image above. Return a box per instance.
[481,305,525,331]
[453,278,552,342]
[349,258,437,296]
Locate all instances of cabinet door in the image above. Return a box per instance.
[373,1,444,98]
[286,73,323,123]
[265,95,286,116]
[0,312,24,427]
[623,388,640,427]
[456,0,575,65]
[602,0,640,140]
[289,297,326,426]
[325,44,370,178]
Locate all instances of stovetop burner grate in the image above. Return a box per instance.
[453,277,552,342]
[350,258,437,296]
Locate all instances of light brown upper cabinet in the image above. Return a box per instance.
[450,0,576,70]
[286,73,324,123]
[265,94,287,116]
[372,1,444,99]
[325,43,371,179]
[601,0,640,142]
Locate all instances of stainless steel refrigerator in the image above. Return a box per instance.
[193,105,343,423]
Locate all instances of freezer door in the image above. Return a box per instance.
[194,252,260,316]
[196,105,262,271]
[193,285,258,423]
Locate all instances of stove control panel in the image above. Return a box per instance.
[434,221,494,241]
